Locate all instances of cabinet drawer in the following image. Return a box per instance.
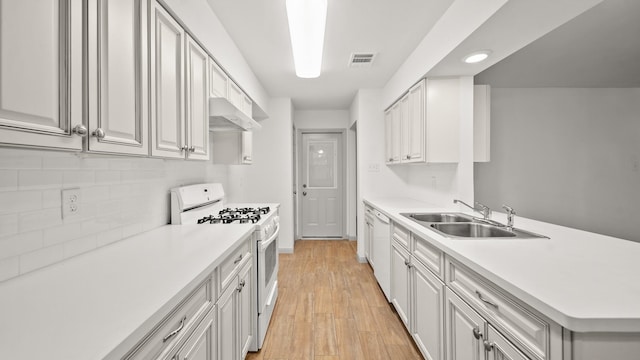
[124,278,213,360]
[392,222,410,250]
[447,260,549,360]
[413,234,443,279]
[218,237,251,293]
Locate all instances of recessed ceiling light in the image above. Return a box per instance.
[463,50,492,64]
[286,0,328,78]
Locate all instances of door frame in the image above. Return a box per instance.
[296,128,347,239]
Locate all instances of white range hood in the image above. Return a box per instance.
[209,97,262,132]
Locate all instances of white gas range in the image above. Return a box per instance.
[170,183,279,351]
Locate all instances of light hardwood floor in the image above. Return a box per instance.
[247,240,423,360]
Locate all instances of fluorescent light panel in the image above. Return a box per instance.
[286,0,328,78]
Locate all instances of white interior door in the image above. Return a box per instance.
[300,132,343,238]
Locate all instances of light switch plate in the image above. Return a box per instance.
[61,188,81,219]
[368,163,380,172]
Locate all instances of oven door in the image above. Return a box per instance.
[258,222,279,313]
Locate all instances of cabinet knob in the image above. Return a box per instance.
[189,146,195,152]
[72,125,88,137]
[181,146,189,152]
[473,326,482,340]
[483,340,495,352]
[92,128,106,139]
[404,259,410,267]
[243,156,251,161]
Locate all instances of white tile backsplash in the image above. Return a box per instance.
[0,148,223,282]
[0,170,18,191]
[18,170,63,190]
[0,256,19,282]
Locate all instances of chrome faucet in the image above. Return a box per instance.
[453,199,492,220]
[502,205,516,231]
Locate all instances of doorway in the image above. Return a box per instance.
[297,130,345,238]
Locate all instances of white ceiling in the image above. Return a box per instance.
[206,0,454,110]
[475,0,640,87]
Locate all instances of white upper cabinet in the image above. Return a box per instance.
[474,84,491,163]
[209,59,229,99]
[87,0,149,155]
[385,78,461,164]
[211,131,253,165]
[150,2,209,160]
[150,1,185,159]
[0,0,84,150]
[185,35,210,160]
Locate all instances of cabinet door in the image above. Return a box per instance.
[218,281,238,360]
[365,216,374,265]
[485,324,530,360]
[241,94,253,118]
[228,81,243,109]
[390,104,402,163]
[87,0,149,155]
[185,35,209,160]
[173,309,216,360]
[445,288,484,360]
[150,1,185,159]
[384,110,393,164]
[238,260,253,358]
[241,132,253,164]
[209,59,228,98]
[406,80,425,163]
[391,242,411,329]
[413,261,444,360]
[399,94,411,162]
[0,0,83,150]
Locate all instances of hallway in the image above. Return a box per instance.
[247,240,423,360]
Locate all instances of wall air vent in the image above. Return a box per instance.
[349,53,376,67]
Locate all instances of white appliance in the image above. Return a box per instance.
[170,183,279,350]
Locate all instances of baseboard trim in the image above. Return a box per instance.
[279,247,294,254]
[356,254,367,263]
[348,235,357,241]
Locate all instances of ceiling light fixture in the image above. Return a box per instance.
[463,50,492,64]
[286,0,328,78]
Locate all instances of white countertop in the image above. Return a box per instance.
[0,224,255,360]
[364,197,640,333]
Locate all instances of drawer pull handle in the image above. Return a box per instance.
[163,316,187,343]
[473,326,483,340]
[233,254,243,264]
[483,340,495,352]
[475,290,499,309]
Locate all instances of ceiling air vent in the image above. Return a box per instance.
[349,53,376,67]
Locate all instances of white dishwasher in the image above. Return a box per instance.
[372,209,391,302]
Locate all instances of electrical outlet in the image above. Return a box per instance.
[61,188,81,219]
[368,163,380,172]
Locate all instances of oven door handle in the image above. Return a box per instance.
[259,223,280,252]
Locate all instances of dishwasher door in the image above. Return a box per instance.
[373,210,391,302]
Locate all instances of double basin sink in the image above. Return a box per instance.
[402,213,548,239]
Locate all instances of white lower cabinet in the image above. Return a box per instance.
[218,259,252,360]
[391,241,411,328]
[172,308,216,360]
[413,260,444,360]
[391,237,445,360]
[445,288,529,360]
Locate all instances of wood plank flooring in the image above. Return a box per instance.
[247,240,423,360]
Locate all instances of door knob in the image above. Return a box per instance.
[303,191,307,196]
[302,184,307,188]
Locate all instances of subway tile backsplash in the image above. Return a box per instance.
[0,147,228,282]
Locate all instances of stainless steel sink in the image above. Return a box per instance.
[402,212,474,224]
[401,212,548,239]
[430,223,516,238]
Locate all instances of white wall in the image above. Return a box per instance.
[475,88,640,242]
[294,110,349,129]
[227,98,295,252]
[382,0,508,108]
[0,148,228,282]
[162,0,269,114]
